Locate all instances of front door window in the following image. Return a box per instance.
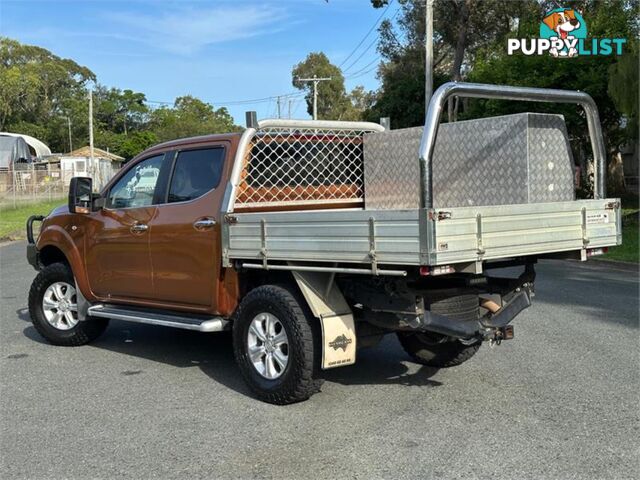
[107,155,163,209]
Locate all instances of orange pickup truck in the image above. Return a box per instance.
[26,83,621,404]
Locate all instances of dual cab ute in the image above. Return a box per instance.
[26,83,621,404]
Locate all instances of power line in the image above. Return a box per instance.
[345,56,381,78]
[338,0,394,69]
[346,64,380,80]
[342,36,379,73]
[342,7,401,77]
[146,91,305,108]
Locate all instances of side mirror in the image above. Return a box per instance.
[68,177,94,214]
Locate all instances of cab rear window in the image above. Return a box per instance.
[168,148,225,203]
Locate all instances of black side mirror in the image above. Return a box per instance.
[68,177,94,214]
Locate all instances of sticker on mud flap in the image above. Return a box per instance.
[320,314,356,369]
[586,212,610,225]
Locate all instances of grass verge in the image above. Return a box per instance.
[0,198,65,241]
[600,209,639,263]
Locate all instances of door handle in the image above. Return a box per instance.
[193,218,216,230]
[130,223,149,233]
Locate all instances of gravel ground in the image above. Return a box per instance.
[1,241,638,479]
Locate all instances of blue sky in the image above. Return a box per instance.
[0,0,398,123]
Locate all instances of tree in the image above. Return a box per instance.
[292,52,352,120]
[0,38,242,157]
[94,86,149,135]
[119,131,158,160]
[149,96,239,143]
[0,36,95,151]
[367,0,533,126]
[345,86,377,120]
[608,41,639,140]
[464,0,638,194]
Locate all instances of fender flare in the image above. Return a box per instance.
[37,225,94,302]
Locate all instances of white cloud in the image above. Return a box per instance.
[107,4,289,55]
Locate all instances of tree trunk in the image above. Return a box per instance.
[448,0,470,121]
[450,0,470,82]
[608,151,626,195]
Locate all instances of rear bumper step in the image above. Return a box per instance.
[87,305,229,333]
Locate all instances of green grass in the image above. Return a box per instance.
[0,199,65,240]
[601,209,639,263]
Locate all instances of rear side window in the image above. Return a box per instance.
[168,148,225,203]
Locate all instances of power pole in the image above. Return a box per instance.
[67,116,73,153]
[88,90,95,177]
[296,75,332,120]
[425,0,434,114]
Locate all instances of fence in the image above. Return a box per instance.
[0,157,122,209]
[0,166,67,208]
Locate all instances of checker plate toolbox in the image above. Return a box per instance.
[222,82,620,271]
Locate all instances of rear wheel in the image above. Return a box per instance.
[397,294,481,368]
[29,263,109,346]
[233,284,322,404]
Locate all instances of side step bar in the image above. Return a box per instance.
[87,305,229,333]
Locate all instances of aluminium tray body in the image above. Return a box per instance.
[223,199,621,268]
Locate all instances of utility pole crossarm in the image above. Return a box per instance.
[295,76,332,120]
[296,77,333,81]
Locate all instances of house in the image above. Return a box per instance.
[49,147,124,189]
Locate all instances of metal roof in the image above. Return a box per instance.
[0,132,51,157]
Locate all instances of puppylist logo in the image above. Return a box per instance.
[508,8,626,57]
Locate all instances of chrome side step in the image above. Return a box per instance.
[87,305,229,333]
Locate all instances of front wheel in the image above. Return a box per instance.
[232,284,322,404]
[28,262,109,346]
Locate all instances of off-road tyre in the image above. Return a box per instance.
[233,284,322,405]
[397,294,481,368]
[29,262,109,346]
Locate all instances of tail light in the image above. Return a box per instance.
[420,265,455,276]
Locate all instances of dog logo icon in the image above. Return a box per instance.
[540,8,587,57]
[508,8,625,57]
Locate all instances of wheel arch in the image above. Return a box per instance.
[39,244,69,267]
[36,225,93,302]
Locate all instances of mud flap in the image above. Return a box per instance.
[319,313,356,369]
[291,270,356,369]
[75,280,89,321]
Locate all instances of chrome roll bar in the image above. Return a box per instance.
[418,82,607,208]
[257,118,386,132]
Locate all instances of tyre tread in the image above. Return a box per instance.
[28,262,108,346]
[233,284,321,404]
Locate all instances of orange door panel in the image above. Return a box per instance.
[147,192,219,307]
[147,145,228,311]
[84,206,156,300]
[83,153,165,302]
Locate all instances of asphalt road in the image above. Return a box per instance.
[1,240,638,480]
